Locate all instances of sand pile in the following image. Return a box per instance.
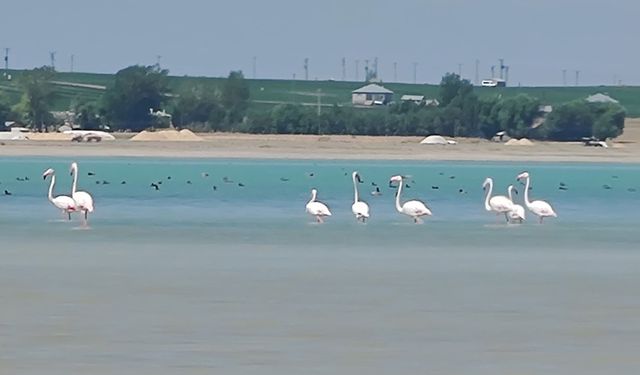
[505,138,534,146]
[130,129,203,142]
[26,132,75,141]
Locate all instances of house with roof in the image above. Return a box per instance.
[352,84,394,106]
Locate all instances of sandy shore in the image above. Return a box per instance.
[1,119,639,163]
[0,134,638,163]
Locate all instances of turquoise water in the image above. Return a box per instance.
[1,157,640,374]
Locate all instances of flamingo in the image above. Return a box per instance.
[516,171,557,223]
[506,185,526,223]
[390,175,432,223]
[69,162,95,225]
[305,188,332,223]
[351,171,370,222]
[482,177,514,223]
[43,168,77,220]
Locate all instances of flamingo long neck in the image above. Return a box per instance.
[508,186,514,202]
[310,190,317,203]
[71,165,78,195]
[395,179,403,213]
[523,176,532,208]
[484,179,493,211]
[352,174,359,203]
[47,174,55,202]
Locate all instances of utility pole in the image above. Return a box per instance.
[3,48,9,74]
[562,69,567,86]
[252,56,256,79]
[316,89,322,116]
[458,63,462,77]
[373,57,378,80]
[304,58,309,80]
[49,51,56,70]
[355,59,359,81]
[413,62,418,84]
[474,59,479,85]
[156,55,162,67]
[364,59,369,81]
[70,54,74,72]
[341,57,346,81]
[575,70,580,86]
[393,62,397,82]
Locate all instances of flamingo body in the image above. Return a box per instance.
[306,189,332,223]
[351,171,370,222]
[506,185,525,223]
[390,175,432,223]
[516,172,557,223]
[483,177,514,222]
[70,162,95,224]
[43,168,77,220]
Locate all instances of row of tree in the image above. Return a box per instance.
[0,68,625,141]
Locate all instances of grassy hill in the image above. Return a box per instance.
[2,69,640,116]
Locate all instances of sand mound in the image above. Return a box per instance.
[130,129,203,142]
[505,138,534,146]
[178,129,203,141]
[26,132,75,141]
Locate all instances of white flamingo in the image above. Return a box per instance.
[390,175,432,223]
[483,177,514,223]
[516,171,557,223]
[43,168,77,220]
[507,185,526,223]
[70,162,95,225]
[351,171,370,222]
[305,188,332,223]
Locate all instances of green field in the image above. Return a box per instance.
[2,69,639,116]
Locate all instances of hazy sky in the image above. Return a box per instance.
[1,0,637,86]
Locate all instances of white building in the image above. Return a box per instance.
[352,84,394,106]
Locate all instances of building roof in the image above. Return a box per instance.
[586,93,619,104]
[352,84,394,94]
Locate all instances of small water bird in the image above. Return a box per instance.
[516,171,557,223]
[390,175,432,223]
[150,183,159,190]
[305,188,332,223]
[371,186,382,196]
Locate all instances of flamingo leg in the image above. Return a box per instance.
[67,211,71,221]
[317,215,324,224]
[539,216,544,224]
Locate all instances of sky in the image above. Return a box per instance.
[1,0,637,86]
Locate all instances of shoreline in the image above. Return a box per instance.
[1,133,640,163]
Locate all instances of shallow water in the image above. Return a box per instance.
[1,157,639,374]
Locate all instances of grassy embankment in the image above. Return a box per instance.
[2,69,640,116]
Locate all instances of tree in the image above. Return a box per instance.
[74,99,103,130]
[172,83,224,130]
[222,71,250,125]
[542,101,594,141]
[439,73,473,107]
[13,66,56,131]
[592,104,625,140]
[103,65,169,131]
[0,94,13,129]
